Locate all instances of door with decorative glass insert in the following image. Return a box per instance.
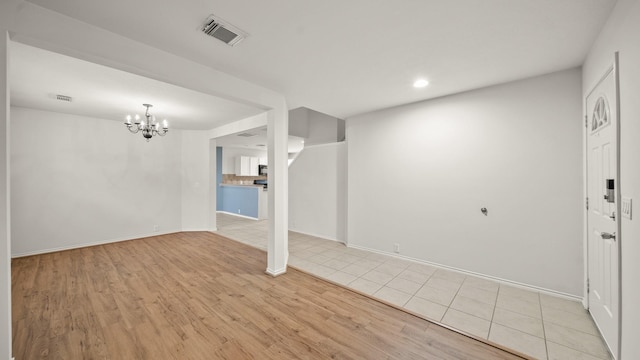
[586,56,619,360]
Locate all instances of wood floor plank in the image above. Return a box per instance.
[12,232,525,359]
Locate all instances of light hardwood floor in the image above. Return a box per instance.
[12,232,525,359]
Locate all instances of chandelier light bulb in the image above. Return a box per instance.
[413,79,429,88]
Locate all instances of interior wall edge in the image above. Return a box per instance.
[0,27,12,360]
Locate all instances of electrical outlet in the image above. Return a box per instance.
[153,224,159,232]
[394,243,400,253]
[622,197,632,219]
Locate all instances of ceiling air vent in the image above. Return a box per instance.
[201,14,248,47]
[56,94,72,102]
[236,132,256,137]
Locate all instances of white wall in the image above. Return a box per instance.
[181,130,209,231]
[289,107,345,146]
[306,109,342,146]
[221,147,267,174]
[347,68,583,296]
[583,0,640,358]
[10,107,183,256]
[289,142,347,241]
[288,107,309,138]
[0,31,11,360]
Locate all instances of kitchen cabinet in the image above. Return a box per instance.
[235,156,259,176]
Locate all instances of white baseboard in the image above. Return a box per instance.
[288,228,344,243]
[266,266,287,277]
[216,211,259,220]
[348,243,583,302]
[11,230,181,258]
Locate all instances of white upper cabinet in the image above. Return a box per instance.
[235,156,259,176]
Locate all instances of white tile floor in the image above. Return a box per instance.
[215,213,611,360]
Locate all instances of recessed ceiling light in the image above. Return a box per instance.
[413,79,429,88]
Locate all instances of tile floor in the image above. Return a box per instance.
[215,213,611,360]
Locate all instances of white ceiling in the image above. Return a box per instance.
[22,0,616,120]
[9,41,264,130]
[215,126,305,153]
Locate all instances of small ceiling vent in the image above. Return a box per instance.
[201,14,248,47]
[236,132,256,137]
[56,94,72,102]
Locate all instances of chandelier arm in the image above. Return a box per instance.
[127,125,140,134]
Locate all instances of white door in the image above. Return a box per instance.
[586,57,619,359]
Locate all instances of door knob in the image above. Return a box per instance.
[601,232,616,240]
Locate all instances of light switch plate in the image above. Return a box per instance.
[621,197,632,219]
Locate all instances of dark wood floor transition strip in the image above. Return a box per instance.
[12,232,527,359]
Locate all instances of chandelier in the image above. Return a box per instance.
[124,104,169,141]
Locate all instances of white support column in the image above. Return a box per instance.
[208,138,217,232]
[0,30,12,360]
[266,107,288,276]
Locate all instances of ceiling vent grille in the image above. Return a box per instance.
[236,132,256,137]
[201,14,248,47]
[56,94,73,102]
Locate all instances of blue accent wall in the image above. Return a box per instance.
[219,186,259,218]
[216,147,223,210]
